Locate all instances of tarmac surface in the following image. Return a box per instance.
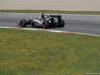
[0,13,100,36]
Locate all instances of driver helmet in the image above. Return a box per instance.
[41,13,44,18]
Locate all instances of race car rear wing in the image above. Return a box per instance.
[49,15,62,24]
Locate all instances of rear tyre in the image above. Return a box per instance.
[58,20,65,27]
[42,21,49,28]
[19,19,27,27]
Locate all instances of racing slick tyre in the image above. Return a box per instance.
[32,23,35,27]
[58,20,65,27]
[42,21,49,28]
[32,24,35,27]
[19,19,27,27]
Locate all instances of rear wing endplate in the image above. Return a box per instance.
[49,15,62,24]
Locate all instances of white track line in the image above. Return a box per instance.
[0,26,100,37]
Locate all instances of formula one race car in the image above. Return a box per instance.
[18,14,65,28]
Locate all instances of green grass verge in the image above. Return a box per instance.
[0,10,100,15]
[0,28,100,75]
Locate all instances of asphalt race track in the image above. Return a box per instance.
[0,13,100,36]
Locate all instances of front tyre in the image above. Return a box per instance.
[58,20,65,27]
[19,19,27,27]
